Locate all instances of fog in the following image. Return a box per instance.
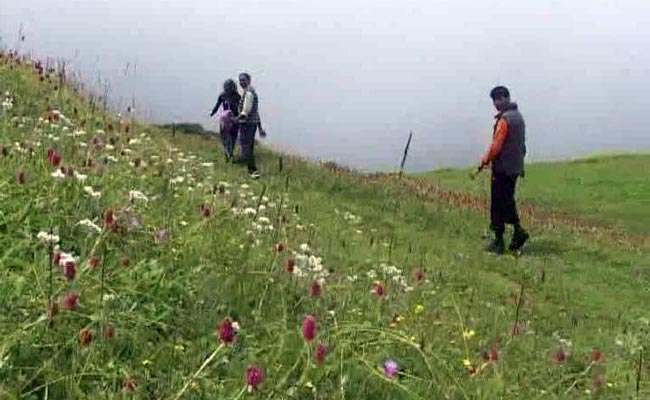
[1,0,649,172]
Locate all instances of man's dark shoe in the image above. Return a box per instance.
[485,237,505,254]
[509,229,529,251]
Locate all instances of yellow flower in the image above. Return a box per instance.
[462,358,472,367]
[414,304,424,314]
[462,329,476,339]
[606,383,614,388]
[304,381,314,389]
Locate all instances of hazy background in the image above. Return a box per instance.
[1,0,649,172]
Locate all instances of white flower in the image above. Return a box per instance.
[105,144,115,151]
[218,181,231,188]
[201,162,214,167]
[170,176,185,184]
[258,216,271,225]
[83,186,101,198]
[74,172,87,182]
[58,251,76,267]
[299,243,310,253]
[347,275,358,282]
[243,208,257,216]
[129,190,149,202]
[106,155,118,163]
[51,169,65,179]
[366,270,377,280]
[37,231,60,244]
[78,219,102,233]
[240,184,250,189]
[180,221,188,226]
[258,204,267,212]
[296,224,305,231]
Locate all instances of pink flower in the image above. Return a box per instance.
[553,350,568,365]
[47,148,61,167]
[412,267,424,282]
[302,315,317,342]
[17,171,25,184]
[62,292,79,310]
[103,210,116,228]
[591,350,604,363]
[122,377,137,393]
[274,242,284,252]
[490,347,499,363]
[52,251,61,267]
[200,204,212,217]
[103,323,116,339]
[79,328,94,346]
[315,343,328,366]
[310,280,321,297]
[88,256,100,269]
[383,359,399,379]
[63,261,76,281]
[285,258,295,273]
[371,281,385,297]
[246,364,264,392]
[217,318,237,344]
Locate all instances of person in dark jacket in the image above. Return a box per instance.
[479,86,529,254]
[210,79,241,162]
[236,72,266,179]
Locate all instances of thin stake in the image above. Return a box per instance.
[398,131,413,178]
[512,283,525,336]
[636,349,643,398]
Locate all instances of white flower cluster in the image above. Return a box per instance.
[129,190,149,202]
[292,244,330,284]
[37,231,60,244]
[78,219,102,233]
[83,186,101,198]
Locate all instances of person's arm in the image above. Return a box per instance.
[239,91,253,120]
[257,119,266,137]
[210,95,223,117]
[480,118,509,167]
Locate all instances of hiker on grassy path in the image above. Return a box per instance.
[236,72,266,179]
[479,86,529,254]
[210,79,241,162]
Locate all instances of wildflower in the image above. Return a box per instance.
[285,258,296,273]
[200,204,212,217]
[414,304,424,314]
[310,280,321,297]
[78,219,102,233]
[63,261,76,281]
[53,251,61,266]
[383,359,399,379]
[103,210,116,228]
[155,228,169,241]
[46,148,61,167]
[37,231,60,244]
[315,343,328,365]
[74,171,87,182]
[88,255,100,269]
[51,169,65,179]
[412,267,425,282]
[217,318,237,344]
[302,315,317,342]
[553,350,568,365]
[62,292,79,310]
[246,364,264,392]
[300,243,310,253]
[128,190,149,202]
[17,171,25,184]
[79,328,94,346]
[274,242,284,252]
[462,329,476,340]
[122,377,137,393]
[490,347,499,362]
[591,350,604,363]
[243,207,257,216]
[83,186,101,198]
[103,323,116,339]
[371,281,385,297]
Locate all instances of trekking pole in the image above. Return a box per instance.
[469,165,483,180]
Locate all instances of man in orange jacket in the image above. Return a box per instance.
[479,86,529,254]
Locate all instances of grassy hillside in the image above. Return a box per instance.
[1,54,649,399]
[423,155,650,235]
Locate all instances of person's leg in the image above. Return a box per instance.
[505,175,529,250]
[487,172,506,254]
[224,125,237,161]
[240,124,258,175]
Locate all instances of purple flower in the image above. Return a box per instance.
[155,228,169,241]
[383,359,399,379]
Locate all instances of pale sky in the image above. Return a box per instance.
[1,0,649,171]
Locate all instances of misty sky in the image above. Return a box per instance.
[1,0,649,171]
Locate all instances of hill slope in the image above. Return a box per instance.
[423,154,650,234]
[1,54,649,399]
